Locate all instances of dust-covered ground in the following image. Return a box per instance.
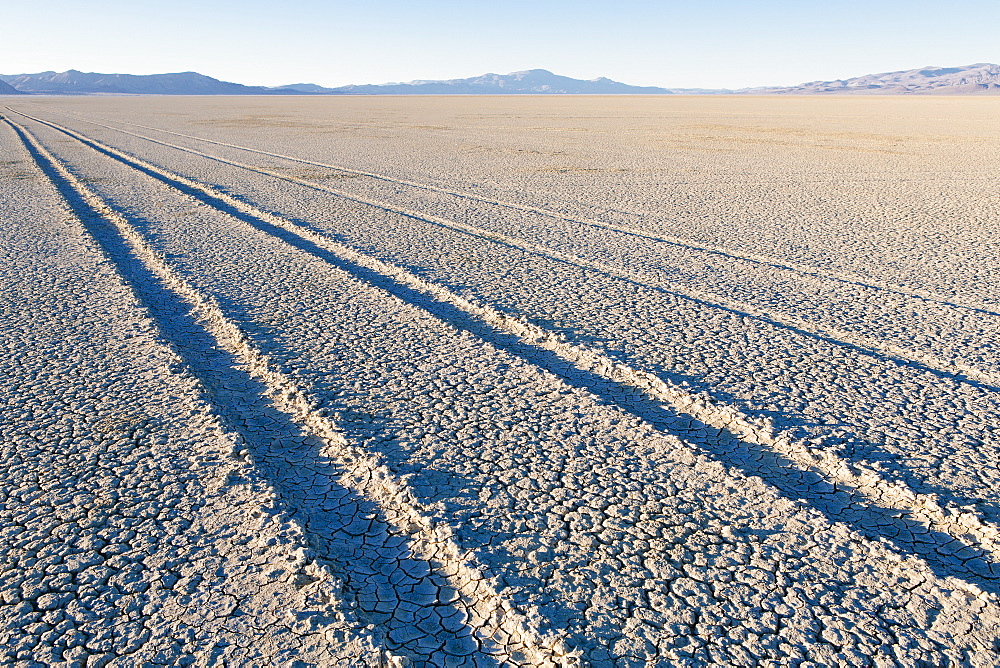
[2,95,999,667]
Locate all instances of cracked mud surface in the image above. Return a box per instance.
[2,96,999,666]
[0,124,385,666]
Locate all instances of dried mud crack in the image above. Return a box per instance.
[3,97,1000,667]
[11,108,1000,582]
[5,116,574,666]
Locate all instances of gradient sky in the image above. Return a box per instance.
[4,0,999,89]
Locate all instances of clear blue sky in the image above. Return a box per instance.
[3,0,998,88]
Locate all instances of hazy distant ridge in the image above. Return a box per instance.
[759,63,1000,95]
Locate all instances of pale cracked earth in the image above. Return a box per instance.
[1,95,999,667]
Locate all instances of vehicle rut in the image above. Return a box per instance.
[5,114,578,668]
[47,106,1000,318]
[11,107,1000,585]
[30,106,1000,390]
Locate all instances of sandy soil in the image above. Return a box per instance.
[2,95,999,666]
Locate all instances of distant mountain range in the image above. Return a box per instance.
[2,64,999,96]
[0,68,672,95]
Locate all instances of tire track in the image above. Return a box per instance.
[4,113,578,667]
[0,119,392,667]
[46,107,1000,318]
[11,107,1000,581]
[29,106,1000,389]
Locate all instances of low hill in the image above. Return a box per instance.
[0,80,26,95]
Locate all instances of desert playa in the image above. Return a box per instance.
[2,95,999,666]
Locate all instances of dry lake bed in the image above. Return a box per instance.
[2,95,999,666]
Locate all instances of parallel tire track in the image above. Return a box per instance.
[31,107,1000,389]
[11,107,1000,578]
[47,107,1000,317]
[4,114,578,667]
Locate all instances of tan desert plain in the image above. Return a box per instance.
[2,94,1000,666]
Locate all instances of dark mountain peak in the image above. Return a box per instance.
[0,69,306,95]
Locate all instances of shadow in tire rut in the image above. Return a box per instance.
[19,126,503,667]
[135,176,1000,599]
[21,114,999,665]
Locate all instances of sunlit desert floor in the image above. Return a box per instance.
[2,94,999,666]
